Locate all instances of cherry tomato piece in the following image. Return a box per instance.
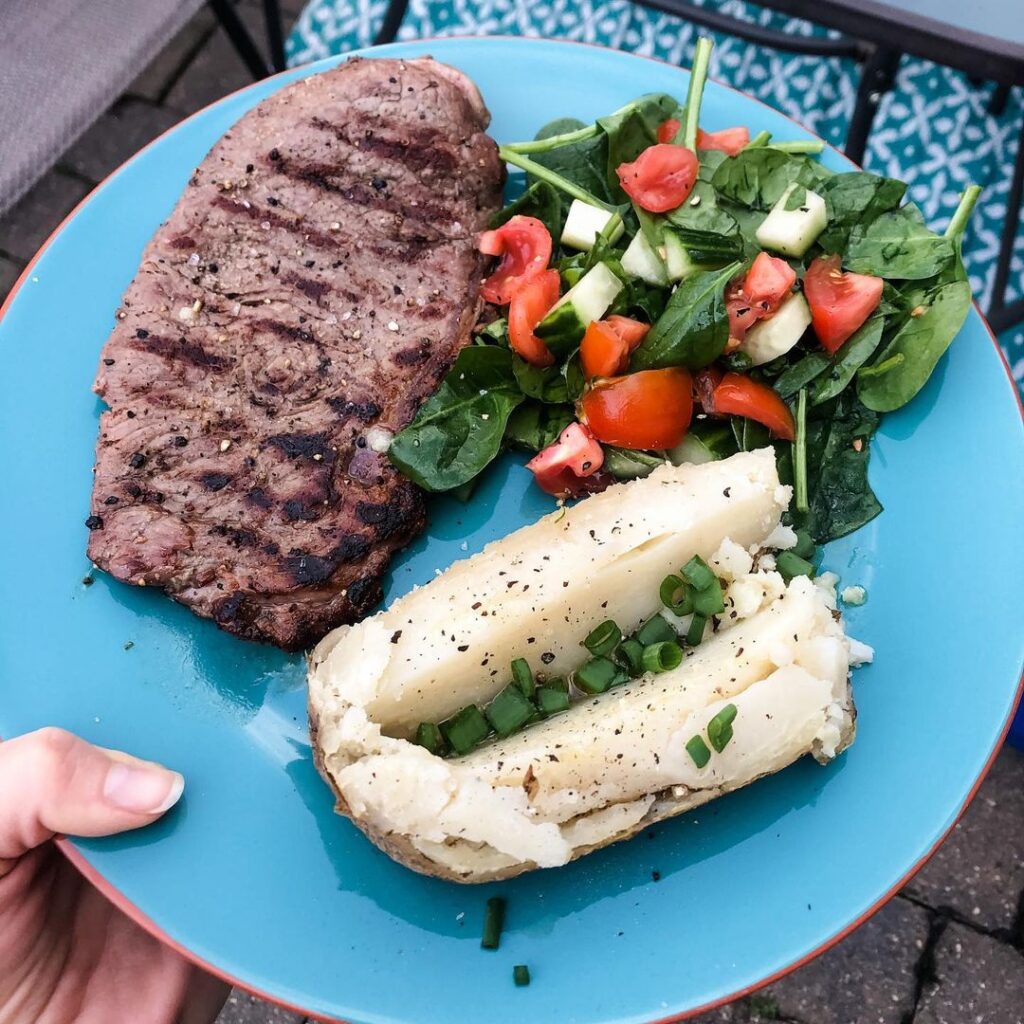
[694,366,724,414]
[508,269,560,367]
[580,316,651,379]
[803,255,884,353]
[581,320,628,379]
[604,315,651,349]
[478,216,553,305]
[581,368,694,450]
[616,144,699,213]
[696,126,750,156]
[725,253,797,344]
[712,373,795,440]
[526,422,606,498]
[657,117,682,144]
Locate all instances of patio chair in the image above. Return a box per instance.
[0,0,285,218]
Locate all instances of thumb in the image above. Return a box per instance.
[0,727,183,868]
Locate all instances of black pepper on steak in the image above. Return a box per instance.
[86,57,504,651]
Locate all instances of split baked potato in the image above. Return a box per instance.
[308,449,862,882]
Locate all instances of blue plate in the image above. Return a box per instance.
[0,38,1021,1024]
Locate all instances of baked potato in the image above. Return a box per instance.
[308,449,861,882]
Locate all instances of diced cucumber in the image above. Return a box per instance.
[621,230,668,286]
[755,183,827,258]
[661,231,715,282]
[561,199,624,251]
[740,292,812,366]
[535,263,624,357]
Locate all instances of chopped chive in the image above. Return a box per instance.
[584,619,622,657]
[707,703,738,753]
[660,574,695,615]
[414,722,445,755]
[685,613,707,646]
[617,638,645,675]
[440,704,491,755]
[641,641,684,674]
[693,579,725,617]
[681,555,717,593]
[574,656,620,694]
[636,613,677,646]
[686,734,711,768]
[745,129,771,148]
[536,685,571,716]
[511,657,535,698]
[611,666,632,687]
[791,529,816,559]
[513,964,531,987]
[481,897,505,949]
[776,550,816,582]
[486,683,535,738]
[543,675,569,693]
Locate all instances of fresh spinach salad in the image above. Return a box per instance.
[390,37,980,550]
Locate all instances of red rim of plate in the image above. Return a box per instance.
[0,35,1021,1024]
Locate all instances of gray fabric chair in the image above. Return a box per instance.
[0,0,283,217]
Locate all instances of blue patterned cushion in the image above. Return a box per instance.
[287,0,1024,392]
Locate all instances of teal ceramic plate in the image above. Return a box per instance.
[0,38,1021,1024]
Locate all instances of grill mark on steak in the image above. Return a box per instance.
[130,333,233,372]
[309,115,460,175]
[87,57,504,650]
[275,157,453,234]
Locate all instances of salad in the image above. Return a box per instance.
[390,37,980,551]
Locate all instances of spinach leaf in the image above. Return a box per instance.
[563,350,586,401]
[810,315,885,405]
[665,187,744,265]
[802,392,882,542]
[530,117,614,207]
[844,204,955,280]
[857,279,971,411]
[731,417,771,452]
[818,172,906,252]
[610,276,668,322]
[490,180,563,241]
[631,262,741,370]
[599,94,680,199]
[389,347,524,492]
[711,149,829,209]
[513,356,570,403]
[505,403,574,453]
[476,317,509,347]
[603,447,666,480]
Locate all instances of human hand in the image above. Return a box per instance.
[0,728,228,1024]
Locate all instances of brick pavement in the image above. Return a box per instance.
[0,6,1020,1022]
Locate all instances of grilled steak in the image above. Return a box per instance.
[86,57,504,650]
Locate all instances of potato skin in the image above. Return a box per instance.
[308,679,856,885]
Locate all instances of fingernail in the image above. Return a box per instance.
[103,763,184,814]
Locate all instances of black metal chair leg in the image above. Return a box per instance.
[987,121,1024,333]
[989,83,1011,117]
[374,0,410,46]
[844,46,901,165]
[208,0,272,79]
[263,0,286,72]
